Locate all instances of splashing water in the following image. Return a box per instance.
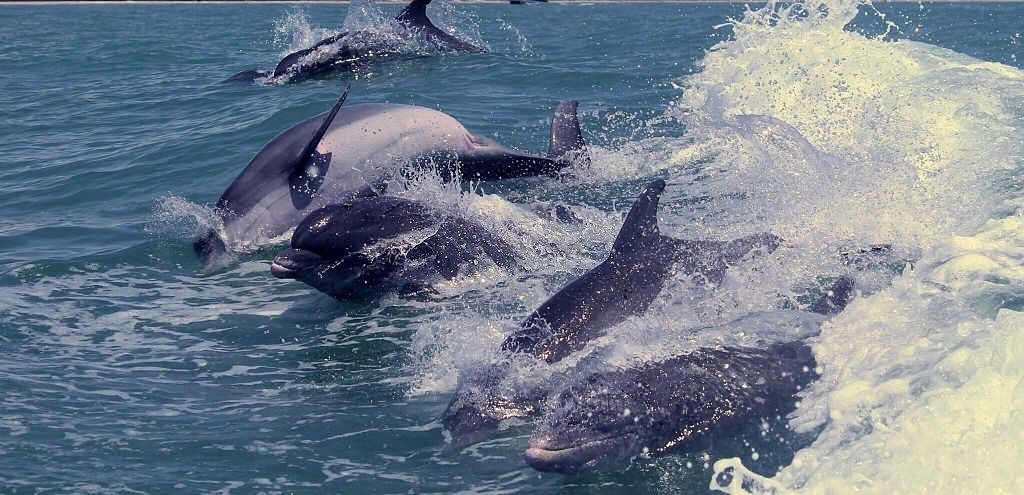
[664,0,1024,493]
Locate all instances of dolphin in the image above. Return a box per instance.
[442,179,783,442]
[194,89,588,271]
[523,276,855,473]
[226,0,485,84]
[269,196,519,299]
[525,342,818,473]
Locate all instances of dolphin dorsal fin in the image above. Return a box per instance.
[611,179,666,255]
[288,85,351,209]
[547,100,590,167]
[395,0,433,28]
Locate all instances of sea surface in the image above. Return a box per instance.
[2,1,1023,493]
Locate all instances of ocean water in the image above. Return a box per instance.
[1,1,1022,493]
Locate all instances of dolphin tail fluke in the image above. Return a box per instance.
[547,100,590,168]
[610,179,666,255]
[808,275,855,316]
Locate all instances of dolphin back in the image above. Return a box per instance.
[526,341,818,473]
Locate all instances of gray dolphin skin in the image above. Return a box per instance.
[194,90,588,271]
[442,179,783,442]
[501,179,782,364]
[226,0,485,83]
[525,342,818,473]
[523,275,854,473]
[269,196,518,299]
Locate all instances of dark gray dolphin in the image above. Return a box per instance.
[525,342,818,473]
[442,179,782,442]
[194,90,588,271]
[502,179,782,364]
[226,0,485,83]
[523,276,855,473]
[269,196,518,299]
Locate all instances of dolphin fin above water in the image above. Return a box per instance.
[610,178,665,254]
[501,179,780,364]
[524,275,857,473]
[396,0,486,53]
[225,0,484,84]
[443,179,784,441]
[194,89,588,272]
[455,100,589,180]
[547,100,590,168]
[288,86,350,209]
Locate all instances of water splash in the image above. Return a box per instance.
[668,0,1024,492]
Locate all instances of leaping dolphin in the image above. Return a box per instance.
[226,0,485,84]
[194,89,588,271]
[442,179,783,442]
[270,196,519,299]
[524,276,855,473]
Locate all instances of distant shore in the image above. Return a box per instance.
[5,0,1019,3]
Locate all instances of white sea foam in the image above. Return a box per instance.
[667,1,1024,493]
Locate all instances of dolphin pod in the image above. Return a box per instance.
[226,0,485,84]
[441,180,785,443]
[525,276,855,473]
[194,88,588,271]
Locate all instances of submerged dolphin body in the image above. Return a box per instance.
[442,179,783,442]
[194,91,588,271]
[226,0,485,84]
[524,276,855,473]
[270,196,519,299]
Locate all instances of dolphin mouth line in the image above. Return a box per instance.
[269,260,297,279]
[525,435,621,472]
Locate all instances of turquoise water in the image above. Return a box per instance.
[2,1,1023,493]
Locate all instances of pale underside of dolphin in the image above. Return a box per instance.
[226,0,485,84]
[194,89,588,271]
[441,179,784,442]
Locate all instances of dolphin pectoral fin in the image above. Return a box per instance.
[610,179,666,255]
[286,86,352,209]
[547,100,590,168]
[299,85,350,164]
